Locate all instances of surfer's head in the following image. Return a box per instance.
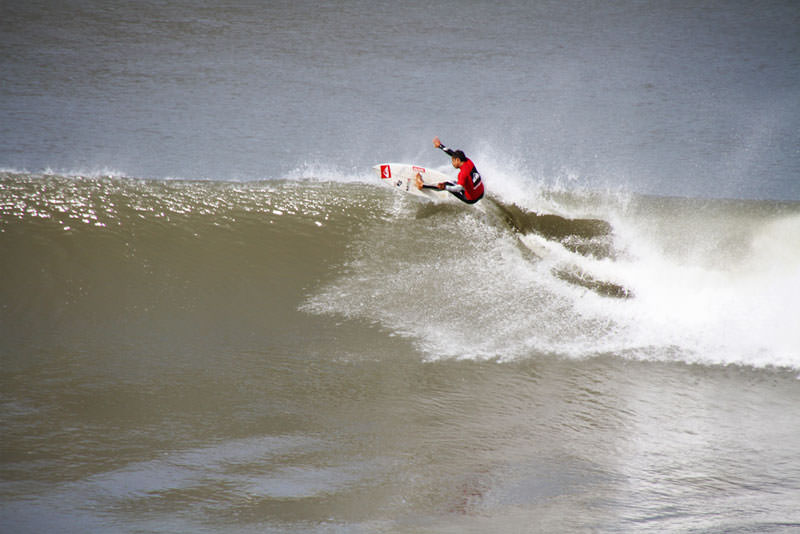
[451,150,467,168]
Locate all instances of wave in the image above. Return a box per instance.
[2,171,799,370]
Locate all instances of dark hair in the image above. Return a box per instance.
[452,150,467,161]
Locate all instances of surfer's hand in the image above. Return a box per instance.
[432,136,442,148]
[437,182,446,190]
[415,173,423,190]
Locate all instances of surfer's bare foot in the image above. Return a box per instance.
[415,173,423,190]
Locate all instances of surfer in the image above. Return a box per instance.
[415,136,484,204]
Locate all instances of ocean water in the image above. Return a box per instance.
[2,1,800,533]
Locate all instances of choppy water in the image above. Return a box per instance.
[2,1,800,532]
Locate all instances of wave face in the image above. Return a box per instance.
[3,171,798,369]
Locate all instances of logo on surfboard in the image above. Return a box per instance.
[380,165,391,179]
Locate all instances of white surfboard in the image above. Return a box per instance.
[373,163,454,202]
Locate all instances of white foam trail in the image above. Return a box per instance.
[595,211,800,368]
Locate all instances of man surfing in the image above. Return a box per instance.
[415,136,484,204]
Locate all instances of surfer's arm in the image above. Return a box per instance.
[433,136,457,158]
[421,175,461,193]
[445,183,464,194]
[440,181,464,194]
[438,144,457,158]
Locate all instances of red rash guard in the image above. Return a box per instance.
[457,158,484,202]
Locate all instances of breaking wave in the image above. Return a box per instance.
[2,170,799,369]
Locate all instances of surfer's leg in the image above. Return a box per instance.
[448,188,482,205]
[443,182,467,202]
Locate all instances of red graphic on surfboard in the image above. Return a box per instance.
[380,165,391,179]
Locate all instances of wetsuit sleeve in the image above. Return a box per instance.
[438,143,457,158]
[444,182,465,194]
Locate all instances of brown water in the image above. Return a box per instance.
[2,175,800,532]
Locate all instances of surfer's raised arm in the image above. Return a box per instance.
[433,136,457,158]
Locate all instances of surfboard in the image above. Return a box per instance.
[373,163,454,202]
